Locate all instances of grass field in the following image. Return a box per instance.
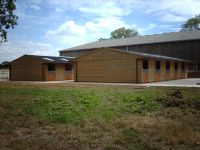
[0,83,200,150]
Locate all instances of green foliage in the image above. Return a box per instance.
[0,0,18,43]
[98,38,108,41]
[0,61,10,68]
[181,14,200,31]
[110,27,138,39]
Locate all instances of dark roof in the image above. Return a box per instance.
[60,30,200,52]
[124,50,190,62]
[28,55,75,63]
[73,48,191,63]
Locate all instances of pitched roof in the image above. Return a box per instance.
[72,48,191,63]
[27,55,75,63]
[60,30,200,52]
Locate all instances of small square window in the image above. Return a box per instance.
[156,61,160,70]
[65,63,72,71]
[143,60,148,69]
[166,61,170,70]
[48,64,55,71]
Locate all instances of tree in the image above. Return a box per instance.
[98,38,107,41]
[0,0,18,43]
[110,27,138,39]
[0,61,10,68]
[181,14,200,31]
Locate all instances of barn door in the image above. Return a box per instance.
[47,64,56,81]
[143,60,149,83]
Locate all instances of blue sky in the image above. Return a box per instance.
[1,0,200,62]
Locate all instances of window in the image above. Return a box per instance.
[156,61,160,70]
[48,64,55,71]
[143,60,148,69]
[182,63,185,70]
[65,63,72,71]
[166,61,170,70]
[175,63,178,71]
[198,64,200,71]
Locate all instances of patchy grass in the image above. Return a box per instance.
[0,83,200,149]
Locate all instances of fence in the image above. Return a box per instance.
[0,69,9,79]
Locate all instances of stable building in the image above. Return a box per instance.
[72,48,190,83]
[10,55,74,81]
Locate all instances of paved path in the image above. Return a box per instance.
[146,78,200,88]
[0,78,200,88]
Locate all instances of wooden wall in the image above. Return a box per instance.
[74,48,188,83]
[11,56,74,81]
[74,49,139,83]
[10,56,43,81]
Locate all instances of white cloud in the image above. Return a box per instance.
[140,0,200,22]
[160,14,186,22]
[79,1,129,17]
[138,23,157,34]
[45,16,136,48]
[30,5,41,10]
[0,41,57,62]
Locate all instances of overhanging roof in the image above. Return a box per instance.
[60,30,200,52]
[29,55,75,63]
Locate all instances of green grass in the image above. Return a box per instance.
[0,85,166,124]
[0,84,200,149]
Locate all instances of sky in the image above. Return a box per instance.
[0,0,200,62]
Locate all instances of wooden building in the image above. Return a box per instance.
[10,55,74,81]
[72,48,189,83]
[60,31,200,77]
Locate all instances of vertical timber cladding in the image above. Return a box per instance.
[160,61,166,81]
[56,64,65,80]
[76,48,139,83]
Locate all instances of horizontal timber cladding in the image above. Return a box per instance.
[75,49,139,83]
[11,56,43,81]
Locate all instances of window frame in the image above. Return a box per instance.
[166,61,170,70]
[182,63,185,71]
[175,62,178,71]
[65,63,72,71]
[156,61,160,72]
[143,60,149,70]
[48,64,55,71]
